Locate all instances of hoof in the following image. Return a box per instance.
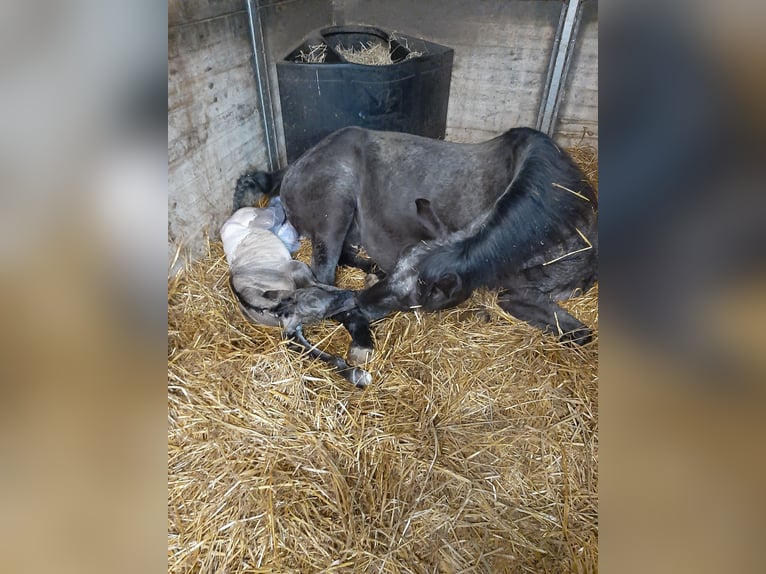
[341,365,371,388]
[475,309,492,323]
[455,308,492,323]
[348,344,374,366]
[350,369,372,389]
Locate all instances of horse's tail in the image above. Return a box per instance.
[418,130,597,290]
[233,168,286,212]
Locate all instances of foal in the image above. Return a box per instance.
[221,207,372,387]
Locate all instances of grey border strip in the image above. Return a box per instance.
[537,0,582,136]
[247,0,280,171]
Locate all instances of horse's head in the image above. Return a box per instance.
[356,198,472,320]
[356,251,471,320]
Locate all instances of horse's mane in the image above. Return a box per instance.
[416,130,597,290]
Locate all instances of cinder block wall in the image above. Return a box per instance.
[168,0,271,265]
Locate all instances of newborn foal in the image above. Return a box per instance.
[221,207,372,387]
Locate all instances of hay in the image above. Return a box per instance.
[294,34,424,66]
[566,144,599,192]
[336,40,422,66]
[296,43,327,64]
[168,147,599,573]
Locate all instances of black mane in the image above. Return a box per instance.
[417,129,597,290]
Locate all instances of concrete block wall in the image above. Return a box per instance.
[168,0,269,264]
[334,0,563,143]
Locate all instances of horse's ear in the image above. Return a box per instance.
[415,198,448,239]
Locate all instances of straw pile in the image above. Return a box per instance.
[168,147,598,573]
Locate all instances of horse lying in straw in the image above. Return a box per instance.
[235,126,598,369]
[221,205,372,387]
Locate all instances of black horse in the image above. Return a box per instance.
[235,126,598,364]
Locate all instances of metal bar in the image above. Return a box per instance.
[246,0,280,171]
[550,2,583,136]
[537,1,567,131]
[537,0,582,136]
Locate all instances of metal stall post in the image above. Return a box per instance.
[246,0,280,171]
[537,0,584,136]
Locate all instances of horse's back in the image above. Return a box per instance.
[279,126,595,279]
[280,127,519,271]
[283,126,514,209]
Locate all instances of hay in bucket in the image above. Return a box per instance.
[335,39,423,66]
[168,146,598,573]
[295,43,328,63]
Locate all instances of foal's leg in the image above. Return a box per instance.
[497,285,592,345]
[286,326,372,388]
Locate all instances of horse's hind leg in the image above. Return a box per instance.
[339,243,387,289]
[282,175,358,285]
[310,238,345,285]
[497,285,592,345]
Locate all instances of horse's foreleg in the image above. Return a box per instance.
[286,326,372,388]
[333,308,375,366]
[339,242,381,276]
[307,199,358,285]
[497,286,592,345]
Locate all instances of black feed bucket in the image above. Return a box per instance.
[276,25,453,163]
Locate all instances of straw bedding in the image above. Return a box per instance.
[168,147,598,573]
